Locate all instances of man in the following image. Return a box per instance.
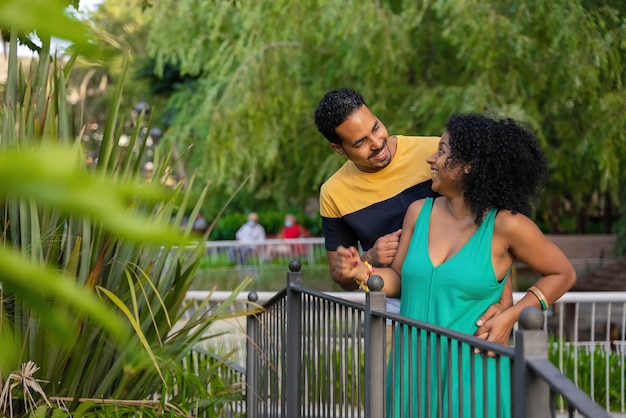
[228,212,266,266]
[314,87,511,320]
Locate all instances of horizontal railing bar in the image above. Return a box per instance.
[190,346,247,375]
[291,286,369,311]
[185,290,626,304]
[514,291,626,303]
[184,281,625,416]
[201,237,325,248]
[526,358,611,417]
[383,310,516,357]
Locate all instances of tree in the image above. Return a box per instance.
[94,0,625,232]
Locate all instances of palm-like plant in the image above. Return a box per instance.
[0,4,253,416]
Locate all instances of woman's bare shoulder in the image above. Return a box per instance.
[402,198,430,229]
[494,209,543,243]
[407,197,429,217]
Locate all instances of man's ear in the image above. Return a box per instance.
[330,143,346,157]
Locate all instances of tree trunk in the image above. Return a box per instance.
[549,198,561,233]
[603,193,613,234]
[576,205,587,234]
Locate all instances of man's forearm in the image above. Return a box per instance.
[360,249,375,265]
[331,267,359,290]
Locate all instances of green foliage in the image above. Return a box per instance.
[299,332,365,406]
[209,213,247,241]
[0,33,172,370]
[549,339,625,410]
[0,0,87,50]
[118,0,626,228]
[302,214,323,238]
[0,4,253,416]
[210,210,321,240]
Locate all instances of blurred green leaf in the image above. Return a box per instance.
[0,144,184,245]
[0,0,89,46]
[0,248,127,343]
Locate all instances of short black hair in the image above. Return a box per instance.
[445,113,548,225]
[314,88,367,145]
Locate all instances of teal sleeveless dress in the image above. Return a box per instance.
[386,197,511,417]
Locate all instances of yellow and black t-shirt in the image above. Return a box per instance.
[320,135,440,252]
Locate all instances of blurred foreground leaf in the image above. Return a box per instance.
[0,248,127,343]
[0,144,183,245]
[0,0,88,46]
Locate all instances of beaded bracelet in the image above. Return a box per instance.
[355,261,375,292]
[528,285,549,311]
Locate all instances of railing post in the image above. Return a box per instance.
[286,260,303,418]
[512,306,550,418]
[246,291,260,418]
[364,276,387,418]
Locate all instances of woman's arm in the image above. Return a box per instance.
[476,212,576,343]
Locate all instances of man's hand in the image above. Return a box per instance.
[364,229,401,267]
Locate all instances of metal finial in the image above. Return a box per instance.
[288,259,302,272]
[519,306,545,330]
[367,275,384,292]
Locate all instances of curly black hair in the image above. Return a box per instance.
[314,88,367,145]
[444,113,548,225]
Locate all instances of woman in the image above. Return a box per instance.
[334,113,576,417]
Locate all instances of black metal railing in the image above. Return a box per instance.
[182,347,246,417]
[193,261,611,417]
